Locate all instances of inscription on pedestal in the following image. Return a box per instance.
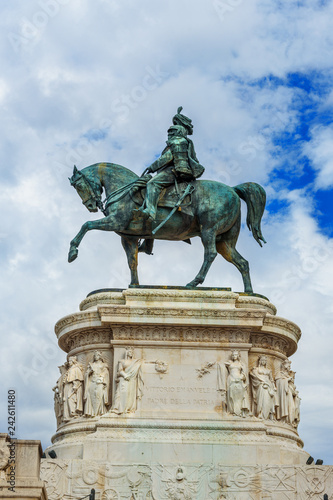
[142,361,220,414]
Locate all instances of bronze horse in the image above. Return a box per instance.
[68,162,266,292]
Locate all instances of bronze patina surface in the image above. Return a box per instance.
[68,109,266,292]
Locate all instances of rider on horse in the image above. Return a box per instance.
[138,107,205,222]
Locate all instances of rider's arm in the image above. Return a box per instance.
[148,148,173,173]
[188,141,199,162]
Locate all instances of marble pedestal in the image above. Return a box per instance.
[41,288,329,499]
[0,435,47,500]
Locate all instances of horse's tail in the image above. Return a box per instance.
[233,182,267,247]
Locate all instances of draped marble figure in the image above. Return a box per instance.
[218,350,250,417]
[250,356,277,420]
[63,356,84,421]
[275,359,292,422]
[84,351,110,417]
[111,347,144,415]
[52,364,67,427]
[288,372,300,427]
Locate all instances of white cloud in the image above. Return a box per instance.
[304,125,333,189]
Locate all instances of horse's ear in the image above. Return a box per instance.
[73,165,78,174]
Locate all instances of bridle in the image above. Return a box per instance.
[70,169,106,214]
[70,166,151,216]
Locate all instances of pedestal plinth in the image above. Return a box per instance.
[41,288,328,499]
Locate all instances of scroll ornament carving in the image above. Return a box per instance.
[196,361,216,378]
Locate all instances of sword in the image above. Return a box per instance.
[152,184,195,235]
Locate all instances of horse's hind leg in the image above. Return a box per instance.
[121,235,139,286]
[216,226,253,293]
[186,229,218,287]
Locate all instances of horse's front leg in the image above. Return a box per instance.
[68,216,117,263]
[121,236,140,285]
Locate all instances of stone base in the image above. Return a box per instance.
[49,416,306,465]
[43,288,323,499]
[40,459,333,499]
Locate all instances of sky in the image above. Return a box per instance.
[1,0,333,465]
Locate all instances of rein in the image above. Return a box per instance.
[76,170,151,216]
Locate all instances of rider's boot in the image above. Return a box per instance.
[139,183,160,221]
[138,239,154,255]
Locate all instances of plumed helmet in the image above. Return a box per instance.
[172,106,193,135]
[167,124,187,137]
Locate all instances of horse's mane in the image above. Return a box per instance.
[82,162,139,185]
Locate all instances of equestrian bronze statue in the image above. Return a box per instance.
[68,108,266,292]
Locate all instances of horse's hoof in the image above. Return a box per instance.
[68,247,78,263]
[186,279,200,288]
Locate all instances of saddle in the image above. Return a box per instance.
[131,181,195,217]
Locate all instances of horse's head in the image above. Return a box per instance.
[69,165,102,213]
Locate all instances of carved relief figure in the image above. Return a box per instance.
[293,388,301,428]
[275,359,292,422]
[52,364,67,427]
[63,356,84,421]
[111,347,144,415]
[250,356,277,420]
[224,350,250,417]
[275,360,301,426]
[84,351,110,417]
[0,436,10,481]
[164,467,196,500]
[288,372,301,427]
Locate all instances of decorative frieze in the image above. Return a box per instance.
[111,325,251,344]
[250,333,290,355]
[60,327,112,352]
[40,462,332,500]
